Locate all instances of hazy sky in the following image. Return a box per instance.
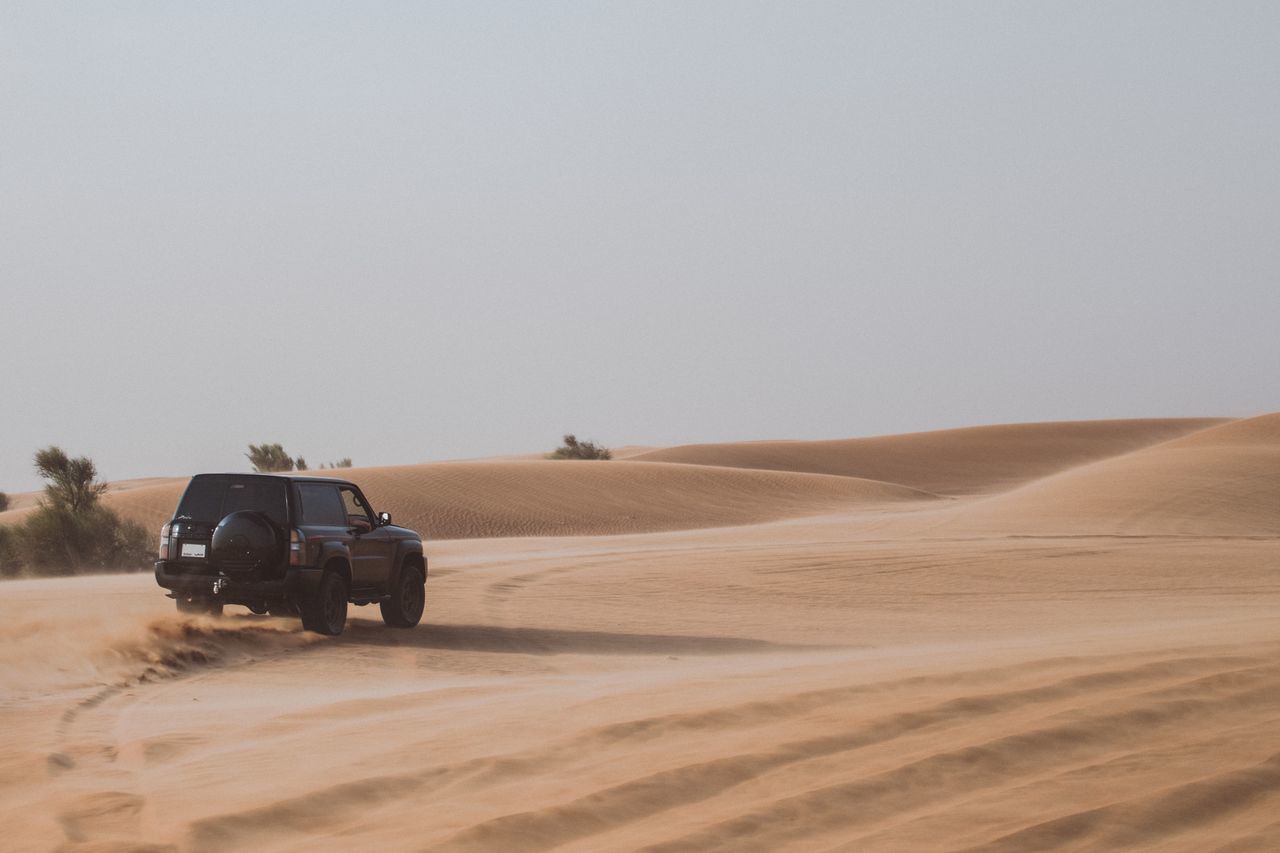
[2,2,1278,492]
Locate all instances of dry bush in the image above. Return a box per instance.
[548,434,612,460]
[12,504,150,575]
[247,442,295,472]
[5,447,150,575]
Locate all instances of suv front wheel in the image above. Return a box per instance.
[301,570,349,636]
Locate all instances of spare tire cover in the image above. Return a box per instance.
[210,510,280,567]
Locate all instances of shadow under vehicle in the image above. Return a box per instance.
[154,473,425,635]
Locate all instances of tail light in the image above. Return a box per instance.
[289,528,306,566]
[158,522,173,560]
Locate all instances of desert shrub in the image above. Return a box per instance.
[247,442,296,472]
[295,457,308,471]
[0,525,16,578]
[2,446,152,575]
[319,458,352,469]
[35,446,107,512]
[548,434,612,460]
[12,503,150,574]
[0,491,8,512]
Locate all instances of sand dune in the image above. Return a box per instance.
[10,417,1231,541]
[323,460,937,539]
[101,460,935,540]
[628,418,1225,495]
[93,417,1227,538]
[3,414,1279,851]
[944,413,1280,536]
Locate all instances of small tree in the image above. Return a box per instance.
[548,434,612,460]
[34,446,108,512]
[0,491,9,513]
[11,447,150,574]
[295,457,308,471]
[247,443,295,473]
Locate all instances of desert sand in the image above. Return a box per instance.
[2,415,1279,851]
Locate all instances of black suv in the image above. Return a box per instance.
[154,473,426,635]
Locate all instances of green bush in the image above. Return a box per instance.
[12,503,150,575]
[1,446,152,576]
[247,442,296,472]
[35,446,106,512]
[548,434,612,460]
[246,444,321,473]
[0,525,16,578]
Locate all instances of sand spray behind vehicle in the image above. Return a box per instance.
[0,580,323,700]
[102,615,323,684]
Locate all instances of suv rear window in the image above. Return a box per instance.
[176,476,288,526]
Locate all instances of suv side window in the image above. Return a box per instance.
[298,483,346,527]
[340,487,374,529]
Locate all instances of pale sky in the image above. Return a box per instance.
[2,2,1278,492]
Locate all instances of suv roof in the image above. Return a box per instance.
[192,472,358,487]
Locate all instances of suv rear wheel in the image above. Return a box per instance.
[380,563,425,628]
[301,570,348,636]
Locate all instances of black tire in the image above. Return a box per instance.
[301,570,348,636]
[380,563,425,628]
[176,597,224,617]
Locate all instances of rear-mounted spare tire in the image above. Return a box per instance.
[210,510,281,572]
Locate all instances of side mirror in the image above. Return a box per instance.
[378,511,392,527]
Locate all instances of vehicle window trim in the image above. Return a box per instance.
[339,485,376,528]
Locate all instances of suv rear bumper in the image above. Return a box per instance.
[155,561,322,605]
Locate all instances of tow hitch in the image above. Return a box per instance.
[212,577,227,595]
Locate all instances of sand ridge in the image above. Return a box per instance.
[0,417,1240,541]
[61,416,1231,541]
[939,412,1280,536]
[627,418,1226,495]
[92,459,937,541]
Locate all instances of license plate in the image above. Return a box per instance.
[181,543,207,559]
